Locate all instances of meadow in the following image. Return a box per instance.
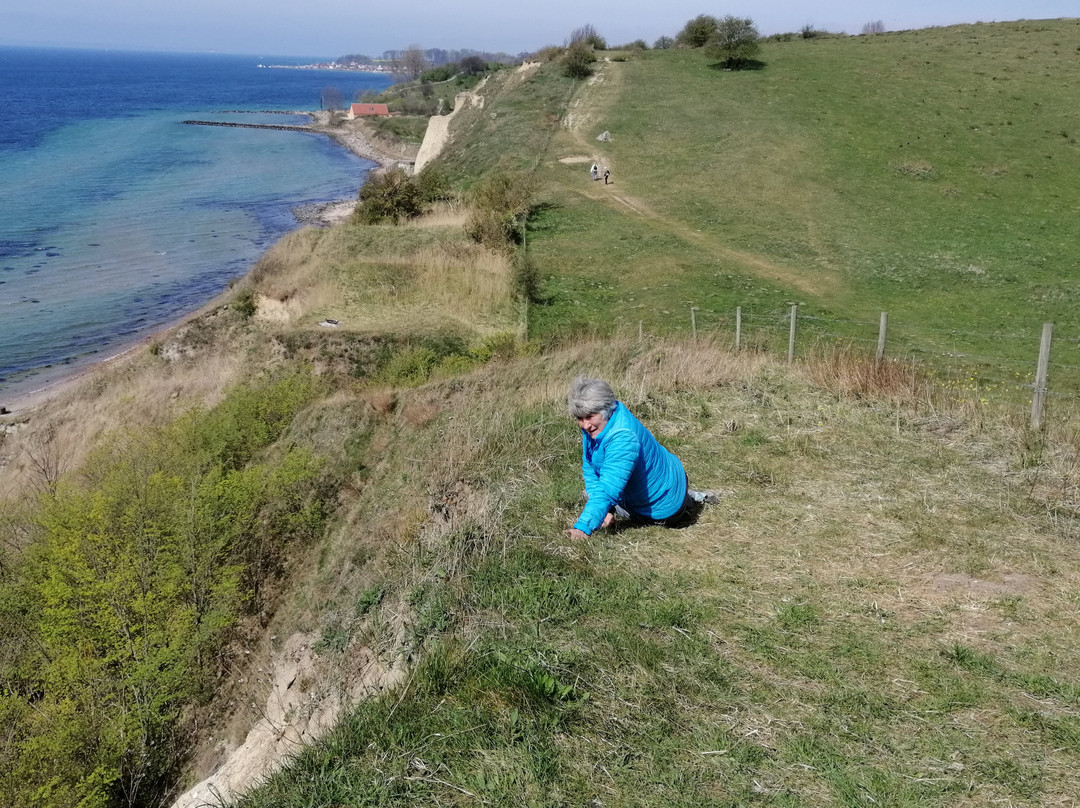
[2,20,1080,808]
[527,21,1080,399]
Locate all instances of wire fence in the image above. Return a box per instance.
[635,304,1080,429]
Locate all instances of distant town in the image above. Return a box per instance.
[258,47,520,75]
[259,61,394,73]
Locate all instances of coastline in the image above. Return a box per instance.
[0,115,411,417]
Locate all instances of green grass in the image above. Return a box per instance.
[430,22,1080,394]
[364,114,429,144]
[232,344,1080,807]
[8,21,1080,808]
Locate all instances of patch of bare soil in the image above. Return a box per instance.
[171,628,406,808]
[927,571,1036,599]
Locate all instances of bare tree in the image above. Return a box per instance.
[320,85,344,111]
[401,44,429,81]
[862,20,886,35]
[568,24,606,49]
[23,423,69,495]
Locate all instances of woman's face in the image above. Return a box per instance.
[577,412,608,438]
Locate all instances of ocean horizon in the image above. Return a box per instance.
[0,46,392,404]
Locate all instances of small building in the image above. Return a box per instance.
[347,103,389,119]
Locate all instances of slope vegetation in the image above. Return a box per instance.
[2,20,1080,808]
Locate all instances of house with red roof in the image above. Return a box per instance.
[347,103,389,119]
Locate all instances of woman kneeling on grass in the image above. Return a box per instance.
[564,377,716,540]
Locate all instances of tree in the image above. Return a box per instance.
[676,14,719,48]
[399,43,427,81]
[459,55,488,75]
[355,168,424,224]
[862,20,886,35]
[653,35,675,50]
[569,23,606,50]
[320,85,343,112]
[704,15,761,69]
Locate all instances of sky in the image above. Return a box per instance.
[2,1,1077,58]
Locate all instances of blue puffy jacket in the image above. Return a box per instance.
[574,401,687,535]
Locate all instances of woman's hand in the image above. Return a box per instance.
[564,527,589,540]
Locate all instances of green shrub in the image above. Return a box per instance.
[420,64,457,83]
[464,170,538,251]
[511,251,542,303]
[459,55,488,75]
[562,42,595,79]
[414,167,452,203]
[676,14,719,48]
[355,168,424,224]
[233,290,257,318]
[379,347,440,385]
[0,373,329,808]
[471,332,524,362]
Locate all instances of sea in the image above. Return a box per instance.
[0,46,392,404]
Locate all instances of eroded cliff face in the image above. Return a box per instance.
[172,630,407,808]
[413,80,488,175]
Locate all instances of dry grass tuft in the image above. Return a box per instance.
[892,159,937,179]
[402,401,441,427]
[401,202,468,229]
[364,389,398,415]
[800,344,932,405]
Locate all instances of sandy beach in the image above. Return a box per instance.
[0,114,412,416]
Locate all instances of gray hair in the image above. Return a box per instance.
[568,377,617,420]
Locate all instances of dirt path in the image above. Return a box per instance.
[559,62,843,300]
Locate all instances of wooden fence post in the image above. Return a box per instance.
[638,320,643,342]
[691,307,699,343]
[787,305,798,363]
[735,307,742,350]
[1031,322,1053,430]
[876,312,889,363]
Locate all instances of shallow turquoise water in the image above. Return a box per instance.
[0,47,391,401]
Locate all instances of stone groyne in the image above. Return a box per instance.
[181,120,312,133]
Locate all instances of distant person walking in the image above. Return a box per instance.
[590,163,598,181]
[604,168,610,185]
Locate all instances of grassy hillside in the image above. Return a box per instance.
[3,20,1080,808]
[230,343,1080,808]
[512,21,1080,397]
[231,22,1080,805]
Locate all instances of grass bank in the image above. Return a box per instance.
[232,340,1080,807]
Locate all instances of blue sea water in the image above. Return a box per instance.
[0,46,391,402]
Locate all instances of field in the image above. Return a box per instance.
[229,22,1080,807]
[3,20,1080,808]
[525,22,1080,400]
